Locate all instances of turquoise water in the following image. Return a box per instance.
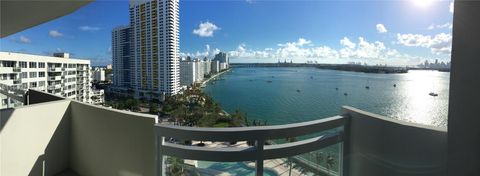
[204,67,449,127]
[197,161,278,176]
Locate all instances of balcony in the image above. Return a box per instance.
[48,76,62,81]
[47,84,62,90]
[13,67,21,72]
[0,90,447,176]
[48,67,63,72]
[0,67,21,73]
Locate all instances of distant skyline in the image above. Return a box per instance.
[0,0,453,66]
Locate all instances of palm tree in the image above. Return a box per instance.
[326,153,335,176]
[166,157,185,176]
[315,152,324,176]
[285,137,298,176]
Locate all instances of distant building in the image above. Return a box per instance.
[214,52,229,70]
[111,0,181,101]
[202,60,211,76]
[106,64,112,70]
[194,60,205,83]
[129,0,180,99]
[90,89,105,105]
[92,67,105,82]
[0,52,91,108]
[180,60,197,86]
[211,60,220,73]
[418,59,451,69]
[112,25,132,89]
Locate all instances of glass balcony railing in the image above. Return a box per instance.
[155,115,346,176]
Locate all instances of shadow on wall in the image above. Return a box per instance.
[28,106,70,176]
[27,106,72,176]
[1,100,72,176]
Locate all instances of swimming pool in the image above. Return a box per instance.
[197,161,279,176]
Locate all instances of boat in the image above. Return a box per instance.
[296,89,301,93]
[266,80,272,83]
[393,84,397,87]
[429,92,438,96]
[344,93,348,96]
[365,86,370,89]
[335,88,339,90]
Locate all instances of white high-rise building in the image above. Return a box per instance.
[0,52,91,108]
[179,60,196,86]
[214,52,229,70]
[211,60,220,73]
[129,0,180,100]
[91,67,106,82]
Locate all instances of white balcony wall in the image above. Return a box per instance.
[0,100,71,176]
[69,101,157,176]
[343,106,447,176]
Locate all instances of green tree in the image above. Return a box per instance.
[149,102,159,114]
[166,157,186,176]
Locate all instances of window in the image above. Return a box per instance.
[38,62,45,68]
[39,72,45,77]
[20,72,28,79]
[29,72,37,78]
[21,83,27,89]
[29,62,37,68]
[30,82,37,88]
[19,61,27,68]
[38,81,45,87]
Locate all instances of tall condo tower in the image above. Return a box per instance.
[112,25,133,89]
[129,0,180,100]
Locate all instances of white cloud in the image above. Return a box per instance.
[11,36,32,44]
[49,30,63,37]
[449,2,454,13]
[79,26,101,31]
[428,22,452,30]
[397,33,452,55]
[340,37,356,49]
[20,36,31,43]
[376,24,388,33]
[278,38,312,47]
[181,44,221,59]
[193,22,220,37]
[184,37,448,66]
[339,37,388,59]
[246,0,255,4]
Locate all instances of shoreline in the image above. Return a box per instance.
[201,68,231,87]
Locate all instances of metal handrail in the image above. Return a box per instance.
[155,115,346,176]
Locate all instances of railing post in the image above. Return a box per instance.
[340,110,352,176]
[157,136,165,176]
[255,139,265,176]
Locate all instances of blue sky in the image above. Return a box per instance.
[0,0,453,66]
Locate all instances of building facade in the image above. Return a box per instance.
[0,52,91,108]
[91,67,105,82]
[211,60,220,73]
[179,60,196,86]
[214,52,229,70]
[129,0,180,100]
[112,25,132,88]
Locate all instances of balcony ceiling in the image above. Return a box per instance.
[0,0,93,38]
